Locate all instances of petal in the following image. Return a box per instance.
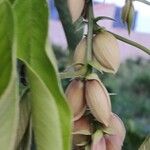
[73,116,92,135]
[103,113,126,142]
[65,79,86,121]
[91,130,106,150]
[85,74,111,126]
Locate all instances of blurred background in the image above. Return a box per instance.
[49,0,150,149]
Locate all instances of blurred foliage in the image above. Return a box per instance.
[53,45,150,150]
[97,58,150,150]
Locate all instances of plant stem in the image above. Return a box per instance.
[109,31,150,55]
[86,0,94,73]
[54,0,82,51]
[133,0,150,5]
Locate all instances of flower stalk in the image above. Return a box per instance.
[109,31,150,55]
[86,0,94,74]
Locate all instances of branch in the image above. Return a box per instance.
[133,0,150,5]
[109,31,150,55]
[54,0,83,52]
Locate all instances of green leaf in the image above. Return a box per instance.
[15,90,31,149]
[8,0,15,4]
[17,119,32,150]
[14,0,72,149]
[27,65,63,150]
[0,0,19,149]
[0,0,13,95]
[139,136,150,150]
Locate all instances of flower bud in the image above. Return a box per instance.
[73,38,86,70]
[65,79,86,121]
[127,4,134,34]
[85,74,111,126]
[93,31,120,74]
[73,134,90,147]
[73,116,91,147]
[91,130,106,150]
[73,116,92,135]
[103,113,126,143]
[104,135,122,150]
[121,0,134,33]
[68,0,85,22]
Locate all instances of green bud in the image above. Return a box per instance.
[121,0,135,34]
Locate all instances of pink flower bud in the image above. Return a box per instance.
[65,79,86,121]
[73,116,92,135]
[85,74,111,126]
[93,31,120,74]
[68,0,85,22]
[73,38,86,70]
[105,135,122,150]
[91,130,106,150]
[103,113,126,143]
[73,116,91,147]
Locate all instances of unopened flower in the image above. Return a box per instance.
[73,38,86,70]
[91,130,106,150]
[93,31,120,74]
[121,0,134,33]
[65,79,86,121]
[105,135,122,150]
[85,73,111,126]
[73,116,91,146]
[103,113,126,143]
[73,116,92,135]
[68,0,85,22]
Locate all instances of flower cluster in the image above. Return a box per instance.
[65,74,126,150]
[74,31,120,74]
[67,1,126,149]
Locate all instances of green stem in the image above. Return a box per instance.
[86,0,94,73]
[133,0,150,5]
[109,31,150,55]
[54,0,82,52]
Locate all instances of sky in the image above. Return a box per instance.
[94,0,150,33]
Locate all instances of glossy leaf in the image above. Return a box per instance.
[0,1,19,149]
[14,0,72,149]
